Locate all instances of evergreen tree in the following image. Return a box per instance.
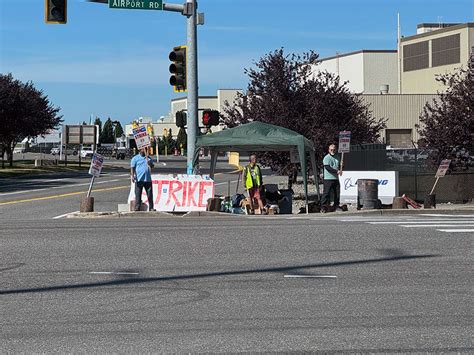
[100,118,115,144]
[114,121,124,138]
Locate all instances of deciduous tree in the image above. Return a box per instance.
[0,73,62,167]
[417,51,474,170]
[223,49,386,175]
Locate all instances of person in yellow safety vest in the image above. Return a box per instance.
[243,154,265,212]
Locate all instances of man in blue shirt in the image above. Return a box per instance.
[321,143,342,211]
[131,148,155,211]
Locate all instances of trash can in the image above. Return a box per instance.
[278,189,293,214]
[357,179,379,209]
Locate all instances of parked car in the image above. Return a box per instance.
[51,146,78,156]
[80,147,94,158]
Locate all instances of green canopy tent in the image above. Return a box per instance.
[194,121,320,213]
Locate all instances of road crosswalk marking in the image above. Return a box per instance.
[335,214,474,234]
[436,229,474,233]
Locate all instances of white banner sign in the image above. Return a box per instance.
[338,131,351,153]
[88,153,104,177]
[132,125,151,150]
[339,171,399,204]
[128,175,215,212]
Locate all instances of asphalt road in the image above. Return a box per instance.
[0,157,243,219]
[1,214,472,352]
[0,160,472,352]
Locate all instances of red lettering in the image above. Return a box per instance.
[187,182,199,207]
[198,181,214,207]
[182,181,188,207]
[153,180,167,205]
[166,180,183,207]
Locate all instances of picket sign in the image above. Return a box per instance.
[430,159,451,195]
[128,175,215,212]
[132,125,151,150]
[86,153,104,197]
[338,131,351,172]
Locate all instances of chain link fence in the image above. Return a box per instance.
[343,144,473,203]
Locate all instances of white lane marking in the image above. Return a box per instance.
[436,229,474,233]
[284,275,337,279]
[89,271,140,275]
[420,214,474,218]
[53,211,79,219]
[368,220,474,224]
[401,224,474,228]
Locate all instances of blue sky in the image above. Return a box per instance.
[1,0,472,126]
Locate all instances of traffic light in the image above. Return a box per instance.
[176,110,187,128]
[202,110,220,127]
[169,46,187,92]
[45,0,67,24]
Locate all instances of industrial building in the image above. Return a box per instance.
[400,23,474,93]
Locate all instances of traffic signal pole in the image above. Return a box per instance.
[185,0,198,174]
[87,0,200,174]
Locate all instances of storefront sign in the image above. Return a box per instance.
[339,171,398,204]
[128,175,215,212]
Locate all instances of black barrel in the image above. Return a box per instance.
[357,179,379,209]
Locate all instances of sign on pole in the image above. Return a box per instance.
[108,0,163,10]
[435,159,451,178]
[88,153,105,178]
[338,131,351,153]
[133,125,151,150]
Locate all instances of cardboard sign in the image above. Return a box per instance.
[128,175,215,212]
[338,131,351,153]
[435,159,451,178]
[339,171,399,204]
[88,153,104,177]
[133,125,151,150]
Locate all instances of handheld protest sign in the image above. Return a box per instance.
[338,131,351,172]
[132,125,151,150]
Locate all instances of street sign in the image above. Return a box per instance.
[133,125,151,150]
[88,153,104,178]
[435,159,451,178]
[338,131,351,153]
[108,0,163,10]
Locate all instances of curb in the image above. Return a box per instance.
[66,207,474,219]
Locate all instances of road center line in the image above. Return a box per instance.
[0,185,129,206]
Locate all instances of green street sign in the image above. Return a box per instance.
[109,0,163,10]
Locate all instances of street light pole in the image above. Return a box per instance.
[186,0,198,174]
